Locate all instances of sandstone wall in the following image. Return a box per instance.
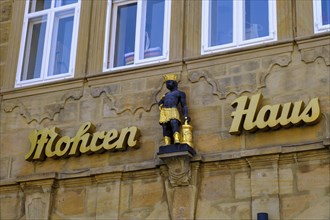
[0,0,329,219]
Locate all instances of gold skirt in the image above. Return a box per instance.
[159,108,181,124]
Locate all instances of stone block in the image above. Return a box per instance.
[131,179,163,209]
[0,1,12,22]
[0,157,10,179]
[280,193,329,219]
[242,60,260,72]
[190,81,220,106]
[190,106,222,133]
[297,163,329,192]
[251,168,279,197]
[0,44,7,64]
[252,197,280,220]
[10,155,34,178]
[245,123,322,149]
[121,78,146,93]
[234,172,251,199]
[194,131,241,154]
[0,21,10,44]
[200,173,232,201]
[0,192,24,220]
[196,200,251,220]
[53,101,79,123]
[79,98,100,122]
[55,188,86,215]
[96,181,121,219]
[279,167,294,194]
[172,186,196,219]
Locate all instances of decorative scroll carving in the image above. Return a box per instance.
[90,85,160,115]
[257,53,292,89]
[3,90,83,124]
[300,45,330,65]
[188,53,292,99]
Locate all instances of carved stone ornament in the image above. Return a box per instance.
[159,152,193,187]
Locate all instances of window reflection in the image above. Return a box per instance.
[142,0,165,59]
[114,3,137,67]
[210,0,233,46]
[244,0,269,40]
[22,16,47,80]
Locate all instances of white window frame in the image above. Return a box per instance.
[201,0,277,55]
[313,0,330,33]
[15,0,81,87]
[103,0,171,71]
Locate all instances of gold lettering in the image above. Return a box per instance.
[243,93,263,132]
[115,127,140,150]
[229,94,262,134]
[69,122,94,156]
[102,129,119,150]
[25,122,140,161]
[290,100,304,125]
[29,129,51,160]
[55,136,71,157]
[25,130,41,161]
[230,94,321,135]
[90,131,106,153]
[278,102,293,127]
[45,127,60,158]
[301,98,321,124]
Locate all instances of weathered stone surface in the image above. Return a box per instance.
[252,197,280,220]
[172,186,196,220]
[0,191,24,220]
[279,167,294,194]
[200,173,232,201]
[55,188,86,215]
[196,200,251,220]
[0,21,10,44]
[0,157,10,179]
[0,1,12,22]
[234,172,251,199]
[297,163,329,191]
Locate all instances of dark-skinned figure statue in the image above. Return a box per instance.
[159,74,192,146]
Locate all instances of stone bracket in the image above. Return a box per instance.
[158,144,196,187]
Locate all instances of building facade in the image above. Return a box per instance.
[0,0,329,219]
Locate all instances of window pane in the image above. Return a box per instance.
[48,11,74,75]
[114,3,137,67]
[322,0,330,25]
[29,0,51,13]
[56,0,78,7]
[210,0,233,46]
[244,0,269,40]
[21,16,47,80]
[142,0,165,59]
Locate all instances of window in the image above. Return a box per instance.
[104,0,171,70]
[201,0,277,54]
[16,0,81,87]
[313,0,330,33]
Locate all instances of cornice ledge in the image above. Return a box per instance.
[94,172,123,184]
[2,78,85,100]
[201,142,325,163]
[87,61,183,86]
[58,176,94,188]
[16,172,58,186]
[0,182,21,193]
[246,154,280,169]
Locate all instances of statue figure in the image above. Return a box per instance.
[159,74,192,146]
